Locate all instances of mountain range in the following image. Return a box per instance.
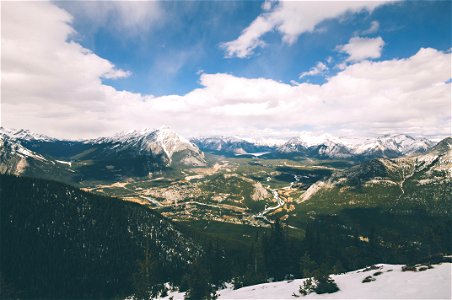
[0,127,442,181]
[295,137,451,217]
[1,126,450,299]
[191,133,435,159]
[0,127,205,181]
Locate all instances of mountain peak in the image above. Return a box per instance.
[0,127,55,142]
[89,127,205,167]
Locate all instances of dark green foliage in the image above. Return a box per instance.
[300,208,451,272]
[183,260,217,300]
[274,166,332,188]
[362,265,380,272]
[132,239,166,299]
[402,265,417,272]
[299,252,316,278]
[262,220,300,281]
[373,271,383,276]
[332,260,345,274]
[362,276,375,283]
[298,277,315,296]
[314,276,339,294]
[0,174,199,299]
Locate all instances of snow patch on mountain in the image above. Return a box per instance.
[0,127,55,142]
[0,134,47,162]
[278,133,435,159]
[89,127,206,167]
[354,134,434,157]
[161,263,451,299]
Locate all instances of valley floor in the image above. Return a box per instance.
[161,263,451,299]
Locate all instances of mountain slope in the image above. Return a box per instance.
[72,128,206,179]
[91,128,206,167]
[162,263,451,299]
[0,133,75,182]
[191,136,274,156]
[0,174,201,299]
[1,127,206,181]
[297,137,451,215]
[275,133,434,159]
[353,134,434,158]
[264,133,354,159]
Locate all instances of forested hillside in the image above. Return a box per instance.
[0,175,201,299]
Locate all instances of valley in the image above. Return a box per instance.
[1,127,449,231]
[1,127,450,299]
[80,154,336,227]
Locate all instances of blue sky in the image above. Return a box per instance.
[2,1,451,139]
[59,1,451,96]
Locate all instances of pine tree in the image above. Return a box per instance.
[332,260,345,274]
[184,261,217,300]
[299,252,316,278]
[132,238,153,299]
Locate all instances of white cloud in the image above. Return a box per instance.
[2,2,450,140]
[102,69,132,79]
[299,62,328,79]
[261,0,277,11]
[57,1,163,36]
[338,36,385,62]
[362,20,380,34]
[222,1,392,58]
[1,2,134,138]
[221,16,274,58]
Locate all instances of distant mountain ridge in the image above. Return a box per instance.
[85,127,206,168]
[353,134,434,158]
[0,127,205,181]
[193,133,436,159]
[297,137,451,215]
[276,133,434,159]
[191,136,273,156]
[0,132,75,182]
[0,128,442,181]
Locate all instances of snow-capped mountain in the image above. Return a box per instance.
[353,134,434,158]
[277,133,353,158]
[191,136,275,156]
[0,127,206,181]
[299,137,451,212]
[0,133,73,181]
[90,127,206,167]
[276,133,435,159]
[348,137,449,185]
[0,133,45,175]
[0,127,55,142]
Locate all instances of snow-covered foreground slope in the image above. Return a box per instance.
[162,263,451,299]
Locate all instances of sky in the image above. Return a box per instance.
[1,0,451,140]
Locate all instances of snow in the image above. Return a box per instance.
[247,138,286,147]
[277,133,434,158]
[56,160,72,167]
[84,127,205,166]
[160,263,451,300]
[0,127,55,142]
[14,143,47,162]
[295,132,345,148]
[354,134,433,156]
[235,152,270,157]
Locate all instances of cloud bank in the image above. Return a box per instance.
[222,0,391,58]
[2,1,450,140]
